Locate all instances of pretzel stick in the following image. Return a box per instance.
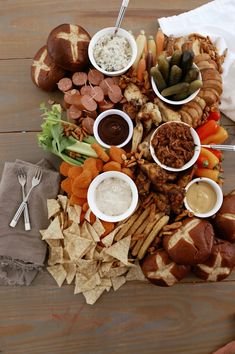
[128,207,150,238]
[137,215,169,260]
[132,212,164,256]
[115,207,142,241]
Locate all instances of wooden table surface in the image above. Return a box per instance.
[0,1,235,353]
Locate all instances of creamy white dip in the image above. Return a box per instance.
[95,177,132,216]
[93,34,132,72]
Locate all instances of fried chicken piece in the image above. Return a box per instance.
[122,102,139,120]
[135,169,151,197]
[168,186,185,215]
[140,162,177,189]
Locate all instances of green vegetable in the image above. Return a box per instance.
[38,103,97,165]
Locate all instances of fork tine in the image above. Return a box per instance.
[35,168,42,181]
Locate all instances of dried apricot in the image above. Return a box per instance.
[61,177,72,195]
[109,146,126,164]
[59,161,72,177]
[103,161,121,172]
[68,166,83,179]
[73,169,92,189]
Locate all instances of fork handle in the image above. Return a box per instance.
[24,203,31,231]
[10,201,27,228]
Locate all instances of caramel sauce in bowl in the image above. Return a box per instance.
[184,177,223,218]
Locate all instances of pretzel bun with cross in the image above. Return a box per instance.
[47,24,91,72]
[163,217,214,265]
[31,46,65,91]
[214,190,235,243]
[141,249,190,286]
[193,239,235,281]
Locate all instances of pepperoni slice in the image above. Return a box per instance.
[99,99,115,112]
[89,86,104,103]
[88,69,104,85]
[57,78,73,92]
[99,78,115,96]
[107,84,123,103]
[68,105,82,119]
[72,72,88,86]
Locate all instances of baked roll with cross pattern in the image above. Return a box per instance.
[141,249,190,287]
[213,191,235,243]
[163,217,214,265]
[47,24,91,72]
[31,46,65,91]
[193,239,235,281]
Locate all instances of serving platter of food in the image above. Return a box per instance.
[26,16,235,306]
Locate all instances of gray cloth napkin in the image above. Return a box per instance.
[0,159,60,285]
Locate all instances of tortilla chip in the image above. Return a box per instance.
[92,218,105,236]
[74,272,88,294]
[47,265,67,287]
[81,221,93,240]
[65,237,92,261]
[83,286,106,305]
[45,239,61,248]
[57,195,68,211]
[104,235,131,265]
[87,223,100,242]
[64,222,80,237]
[102,226,122,248]
[99,249,115,262]
[63,263,76,284]
[84,244,97,260]
[100,277,112,288]
[48,246,63,266]
[63,249,71,262]
[76,259,98,277]
[108,266,128,278]
[126,261,146,281]
[84,208,92,223]
[79,272,101,292]
[42,216,64,240]
[99,262,114,277]
[67,205,78,223]
[74,205,82,224]
[111,275,126,291]
[47,199,61,219]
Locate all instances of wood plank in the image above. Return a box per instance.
[0,0,208,59]
[0,281,234,354]
[0,59,63,133]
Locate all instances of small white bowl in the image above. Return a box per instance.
[87,171,139,222]
[150,121,201,172]
[151,62,202,105]
[184,177,223,218]
[93,109,133,149]
[88,27,137,76]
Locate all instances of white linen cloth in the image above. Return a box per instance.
[159,0,235,121]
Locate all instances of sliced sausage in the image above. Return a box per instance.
[99,78,115,96]
[88,69,104,85]
[72,94,97,112]
[111,76,120,85]
[57,78,73,92]
[99,99,115,112]
[72,72,88,86]
[83,110,98,119]
[64,89,80,105]
[82,117,95,135]
[80,85,92,96]
[89,86,104,103]
[67,105,82,119]
[108,84,123,103]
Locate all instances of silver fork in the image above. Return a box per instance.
[10,169,42,228]
[18,169,31,231]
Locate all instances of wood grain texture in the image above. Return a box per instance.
[1,1,235,353]
[0,281,234,354]
[0,0,207,59]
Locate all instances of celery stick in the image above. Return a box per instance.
[66,140,97,158]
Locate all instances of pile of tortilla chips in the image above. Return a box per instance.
[40,196,145,305]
